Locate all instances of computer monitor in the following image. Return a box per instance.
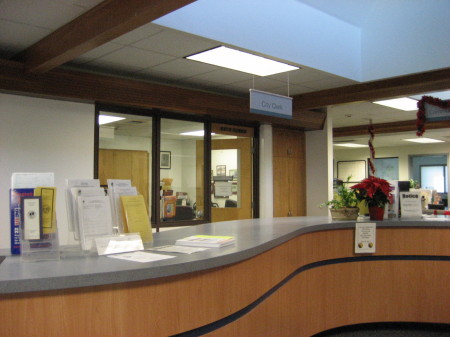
[398,181,410,192]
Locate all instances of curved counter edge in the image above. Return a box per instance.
[0,219,448,337]
[0,216,449,294]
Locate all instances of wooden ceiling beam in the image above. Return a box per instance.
[16,0,196,73]
[294,67,450,110]
[0,59,326,130]
[333,120,450,138]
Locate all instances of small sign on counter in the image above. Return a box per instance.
[400,192,422,219]
[354,223,376,254]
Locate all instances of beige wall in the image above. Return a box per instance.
[0,93,95,249]
[334,143,450,182]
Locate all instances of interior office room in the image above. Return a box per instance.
[0,1,449,336]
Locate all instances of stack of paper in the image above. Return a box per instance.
[175,235,235,248]
[107,179,137,233]
[66,179,114,250]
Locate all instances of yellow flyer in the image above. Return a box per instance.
[34,187,57,234]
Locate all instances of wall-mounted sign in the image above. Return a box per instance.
[249,89,292,119]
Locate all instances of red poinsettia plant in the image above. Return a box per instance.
[350,176,393,208]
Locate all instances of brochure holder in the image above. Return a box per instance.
[20,224,60,262]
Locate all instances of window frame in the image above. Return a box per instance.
[95,103,259,230]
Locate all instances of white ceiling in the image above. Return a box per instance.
[0,0,448,148]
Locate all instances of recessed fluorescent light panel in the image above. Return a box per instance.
[373,98,418,111]
[98,115,125,125]
[186,46,299,76]
[333,143,368,148]
[180,130,216,137]
[403,138,444,144]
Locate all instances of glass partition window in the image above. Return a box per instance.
[420,165,447,193]
[160,118,205,222]
[98,112,152,210]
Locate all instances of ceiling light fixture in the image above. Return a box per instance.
[186,46,299,76]
[180,130,216,137]
[98,115,125,125]
[333,143,368,148]
[402,138,444,144]
[373,97,418,111]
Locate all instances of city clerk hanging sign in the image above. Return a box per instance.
[249,89,292,119]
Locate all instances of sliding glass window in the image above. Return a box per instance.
[160,118,205,223]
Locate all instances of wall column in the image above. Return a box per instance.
[259,124,273,218]
[305,114,333,216]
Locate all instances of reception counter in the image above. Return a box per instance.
[0,217,449,336]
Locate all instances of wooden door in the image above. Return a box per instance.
[211,138,253,222]
[273,128,306,217]
[98,149,149,206]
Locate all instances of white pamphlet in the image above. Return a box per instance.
[148,245,209,254]
[107,251,175,263]
[77,195,113,250]
[66,179,100,233]
[107,179,132,229]
[112,186,137,233]
[94,233,144,255]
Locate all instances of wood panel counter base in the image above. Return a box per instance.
[0,224,448,337]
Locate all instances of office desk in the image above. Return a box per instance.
[0,217,448,336]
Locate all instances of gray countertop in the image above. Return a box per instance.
[0,216,448,294]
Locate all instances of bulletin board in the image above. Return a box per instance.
[370,157,399,180]
[337,160,366,182]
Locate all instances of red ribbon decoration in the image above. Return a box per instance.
[416,95,449,136]
[368,120,376,176]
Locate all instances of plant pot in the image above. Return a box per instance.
[369,206,385,220]
[329,207,359,221]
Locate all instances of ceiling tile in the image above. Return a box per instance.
[150,58,218,78]
[92,46,176,69]
[57,0,103,8]
[302,76,357,90]
[270,84,316,96]
[111,23,164,46]
[0,0,86,30]
[132,28,218,57]
[72,42,124,64]
[233,77,288,92]
[133,68,185,84]
[0,19,51,57]
[268,66,332,84]
[192,68,254,85]
[79,60,146,77]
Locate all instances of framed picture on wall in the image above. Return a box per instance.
[160,151,171,169]
[369,157,399,180]
[337,160,366,183]
[216,165,226,176]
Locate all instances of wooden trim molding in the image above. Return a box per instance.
[0,58,326,130]
[334,119,450,138]
[0,227,448,337]
[294,67,450,110]
[15,0,197,73]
